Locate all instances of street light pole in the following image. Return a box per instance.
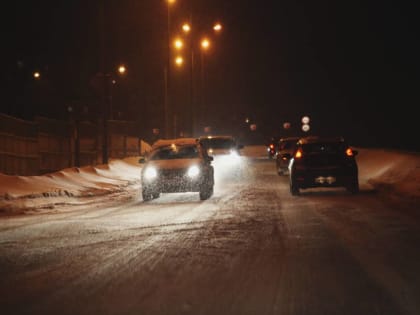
[164,0,175,139]
[99,1,109,164]
[190,48,195,136]
[180,18,195,137]
[200,38,210,132]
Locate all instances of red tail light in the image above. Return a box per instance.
[294,149,303,159]
[346,148,354,156]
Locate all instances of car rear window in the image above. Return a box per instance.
[303,142,346,154]
[280,141,297,150]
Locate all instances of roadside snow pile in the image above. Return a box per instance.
[357,148,420,203]
[0,157,142,214]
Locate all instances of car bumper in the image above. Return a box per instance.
[142,176,203,193]
[291,167,357,189]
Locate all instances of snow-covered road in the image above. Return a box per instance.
[1,148,419,315]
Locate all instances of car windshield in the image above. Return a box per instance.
[200,138,235,149]
[149,145,199,160]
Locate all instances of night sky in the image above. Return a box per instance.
[3,0,419,151]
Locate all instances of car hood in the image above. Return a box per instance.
[144,158,202,170]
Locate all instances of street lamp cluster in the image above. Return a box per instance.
[165,0,222,138]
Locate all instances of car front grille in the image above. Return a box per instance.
[159,168,187,180]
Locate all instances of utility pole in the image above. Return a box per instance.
[100,1,109,164]
[165,1,172,139]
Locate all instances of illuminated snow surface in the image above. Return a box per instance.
[0,146,419,215]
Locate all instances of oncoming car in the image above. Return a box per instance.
[139,138,214,201]
[198,135,243,157]
[198,135,245,175]
[288,136,359,195]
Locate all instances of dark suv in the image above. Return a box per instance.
[288,136,359,195]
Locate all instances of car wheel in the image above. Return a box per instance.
[290,178,300,196]
[142,188,152,201]
[346,177,359,194]
[199,185,213,200]
[199,180,214,200]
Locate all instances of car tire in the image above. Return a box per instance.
[199,186,213,200]
[199,178,214,200]
[142,188,152,201]
[290,178,300,196]
[346,177,359,194]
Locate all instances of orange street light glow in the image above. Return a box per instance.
[201,38,210,50]
[174,38,183,50]
[182,23,191,33]
[213,23,222,31]
[175,56,184,66]
[118,65,126,74]
[33,71,40,79]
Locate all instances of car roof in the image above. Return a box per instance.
[298,136,345,145]
[198,135,235,140]
[151,138,199,149]
[279,136,301,142]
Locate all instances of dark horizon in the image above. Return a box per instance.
[3,0,419,151]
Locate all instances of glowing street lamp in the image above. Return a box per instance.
[213,23,222,32]
[175,56,184,66]
[118,65,126,75]
[174,38,184,50]
[201,38,210,50]
[182,23,191,33]
[33,71,41,79]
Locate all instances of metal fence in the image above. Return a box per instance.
[0,113,147,176]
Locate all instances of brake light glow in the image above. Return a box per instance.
[294,149,303,159]
[346,148,354,156]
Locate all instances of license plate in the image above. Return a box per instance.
[315,176,336,184]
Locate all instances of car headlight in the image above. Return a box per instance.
[187,165,200,177]
[144,166,157,180]
[229,150,239,158]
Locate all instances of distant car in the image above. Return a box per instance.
[266,136,280,159]
[139,138,214,201]
[275,136,300,175]
[288,136,359,195]
[198,135,245,176]
[198,135,243,157]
